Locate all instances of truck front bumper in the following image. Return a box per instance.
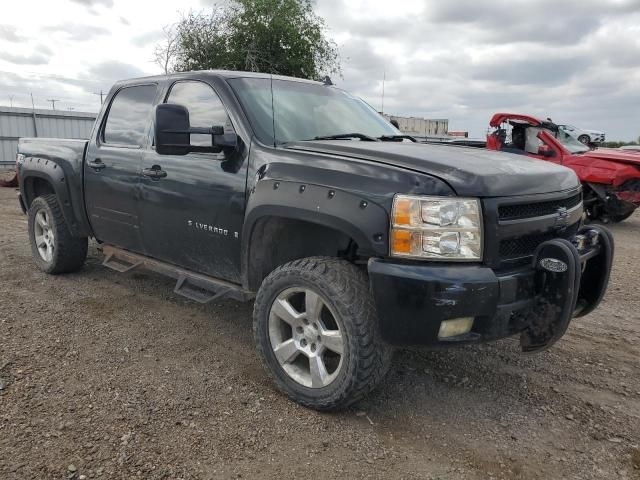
[368,225,614,352]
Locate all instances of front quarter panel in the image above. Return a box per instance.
[563,155,640,186]
[241,144,455,281]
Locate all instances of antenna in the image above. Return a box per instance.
[30,93,35,109]
[381,69,386,114]
[47,98,59,110]
[93,90,104,104]
[9,95,14,108]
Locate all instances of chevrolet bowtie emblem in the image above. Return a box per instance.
[554,207,569,230]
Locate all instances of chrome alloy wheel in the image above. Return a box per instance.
[33,209,55,262]
[268,288,345,388]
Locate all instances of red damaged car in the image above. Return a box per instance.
[487,113,640,222]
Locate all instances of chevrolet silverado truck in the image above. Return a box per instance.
[16,72,614,410]
[487,113,640,222]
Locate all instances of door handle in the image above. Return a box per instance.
[87,158,106,170]
[142,165,167,180]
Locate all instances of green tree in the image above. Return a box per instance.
[158,0,340,80]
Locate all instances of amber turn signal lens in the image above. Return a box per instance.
[391,229,412,254]
[392,197,412,226]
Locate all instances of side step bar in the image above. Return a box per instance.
[102,245,254,303]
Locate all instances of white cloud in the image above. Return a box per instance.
[0,0,638,139]
[317,0,640,140]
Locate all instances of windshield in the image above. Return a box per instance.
[228,77,400,145]
[553,129,590,154]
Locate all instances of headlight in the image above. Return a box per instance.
[390,195,483,261]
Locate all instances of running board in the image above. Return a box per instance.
[102,245,253,303]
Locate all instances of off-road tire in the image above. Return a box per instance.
[253,257,393,411]
[28,194,88,274]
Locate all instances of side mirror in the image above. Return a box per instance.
[155,103,238,155]
[155,104,191,156]
[214,132,238,150]
[538,144,556,158]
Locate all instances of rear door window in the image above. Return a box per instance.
[103,85,157,147]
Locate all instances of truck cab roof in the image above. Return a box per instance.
[112,69,324,89]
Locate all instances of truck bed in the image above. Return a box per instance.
[18,137,88,170]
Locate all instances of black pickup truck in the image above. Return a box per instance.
[16,71,614,410]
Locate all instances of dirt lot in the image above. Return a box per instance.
[1,186,639,480]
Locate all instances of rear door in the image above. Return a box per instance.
[138,79,248,282]
[84,84,158,253]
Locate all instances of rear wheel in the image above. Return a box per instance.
[253,257,392,411]
[578,134,590,145]
[28,194,88,274]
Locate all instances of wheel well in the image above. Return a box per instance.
[246,216,358,291]
[24,177,55,207]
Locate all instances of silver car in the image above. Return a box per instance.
[558,124,606,145]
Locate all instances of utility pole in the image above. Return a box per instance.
[47,98,59,110]
[93,90,104,104]
[30,93,39,137]
[9,95,14,108]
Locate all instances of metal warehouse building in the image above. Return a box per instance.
[0,107,97,166]
[382,114,449,137]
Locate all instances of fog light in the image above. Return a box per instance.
[572,234,586,251]
[438,317,474,339]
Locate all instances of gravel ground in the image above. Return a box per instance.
[1,186,639,480]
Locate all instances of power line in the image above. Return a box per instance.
[4,92,97,109]
[47,98,59,110]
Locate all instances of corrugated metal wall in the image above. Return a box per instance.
[0,107,96,166]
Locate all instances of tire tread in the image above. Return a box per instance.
[28,194,87,274]
[253,256,392,411]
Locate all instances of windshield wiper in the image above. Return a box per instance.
[309,133,379,142]
[378,135,417,142]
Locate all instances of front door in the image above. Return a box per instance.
[84,84,158,253]
[139,80,248,283]
[527,130,562,165]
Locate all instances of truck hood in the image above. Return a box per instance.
[286,141,579,197]
[582,148,640,167]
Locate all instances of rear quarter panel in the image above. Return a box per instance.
[18,138,92,236]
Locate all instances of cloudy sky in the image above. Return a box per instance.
[0,0,639,140]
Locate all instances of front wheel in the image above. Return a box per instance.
[578,134,590,145]
[28,194,88,274]
[253,257,392,411]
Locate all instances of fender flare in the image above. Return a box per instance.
[20,158,86,237]
[241,178,389,288]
